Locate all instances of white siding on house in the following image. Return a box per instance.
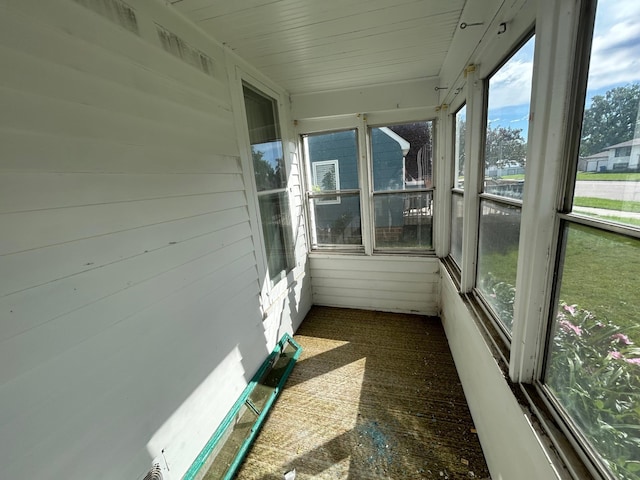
[0,1,309,479]
[309,254,439,315]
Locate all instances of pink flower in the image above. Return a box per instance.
[610,333,633,345]
[559,319,582,336]
[563,304,577,316]
[625,358,640,365]
[609,351,624,360]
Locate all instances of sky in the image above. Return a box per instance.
[487,0,640,140]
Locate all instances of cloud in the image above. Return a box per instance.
[510,114,529,123]
[487,57,534,110]
[586,2,640,91]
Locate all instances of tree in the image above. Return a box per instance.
[485,126,527,168]
[251,146,284,191]
[388,122,432,181]
[455,119,466,177]
[580,84,640,157]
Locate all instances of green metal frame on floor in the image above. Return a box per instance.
[183,333,302,480]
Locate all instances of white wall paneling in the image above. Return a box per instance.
[0,1,310,478]
[310,255,439,315]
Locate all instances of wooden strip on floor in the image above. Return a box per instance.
[234,306,490,480]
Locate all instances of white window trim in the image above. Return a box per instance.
[226,65,300,308]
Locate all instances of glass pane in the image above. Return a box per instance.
[309,193,362,247]
[546,223,640,479]
[243,85,287,191]
[258,192,293,282]
[572,0,640,229]
[483,36,535,200]
[305,130,359,190]
[371,122,433,191]
[450,192,464,267]
[454,105,466,189]
[476,200,521,332]
[373,192,433,249]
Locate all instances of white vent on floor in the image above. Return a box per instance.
[156,24,215,77]
[142,463,163,480]
[72,0,139,35]
[142,455,171,480]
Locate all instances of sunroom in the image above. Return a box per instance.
[1,0,639,479]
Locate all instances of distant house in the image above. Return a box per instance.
[578,138,640,172]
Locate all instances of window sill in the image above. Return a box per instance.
[441,260,598,480]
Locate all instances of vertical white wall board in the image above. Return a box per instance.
[0,1,309,479]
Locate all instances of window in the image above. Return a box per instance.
[312,159,340,204]
[370,122,434,251]
[242,84,294,283]
[476,35,535,334]
[303,130,363,249]
[454,105,466,191]
[451,104,467,267]
[543,2,640,478]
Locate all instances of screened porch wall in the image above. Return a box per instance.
[0,1,310,479]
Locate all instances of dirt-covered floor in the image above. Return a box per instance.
[233,306,491,480]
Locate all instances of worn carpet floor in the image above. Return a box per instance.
[234,306,490,480]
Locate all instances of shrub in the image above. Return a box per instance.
[485,277,640,478]
[547,302,640,480]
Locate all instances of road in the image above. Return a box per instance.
[574,180,640,202]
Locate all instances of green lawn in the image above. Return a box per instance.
[559,225,640,343]
[576,172,640,181]
[479,222,639,343]
[573,196,640,213]
[499,173,640,181]
[500,174,525,180]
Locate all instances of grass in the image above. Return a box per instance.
[587,215,640,227]
[500,173,640,181]
[559,224,640,343]
[500,174,525,180]
[576,172,640,181]
[479,222,639,343]
[573,196,640,213]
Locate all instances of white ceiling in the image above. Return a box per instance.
[169,0,467,95]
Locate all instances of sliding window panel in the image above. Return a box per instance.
[308,193,362,247]
[370,121,434,252]
[373,191,433,250]
[243,84,294,283]
[303,129,363,250]
[541,3,640,477]
[476,199,521,333]
[454,104,467,190]
[258,191,294,282]
[545,223,640,479]
[450,192,464,267]
[483,36,535,201]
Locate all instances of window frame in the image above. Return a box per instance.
[367,120,437,254]
[301,127,365,252]
[472,30,535,341]
[449,102,468,273]
[532,0,640,476]
[229,69,301,306]
[241,81,296,287]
